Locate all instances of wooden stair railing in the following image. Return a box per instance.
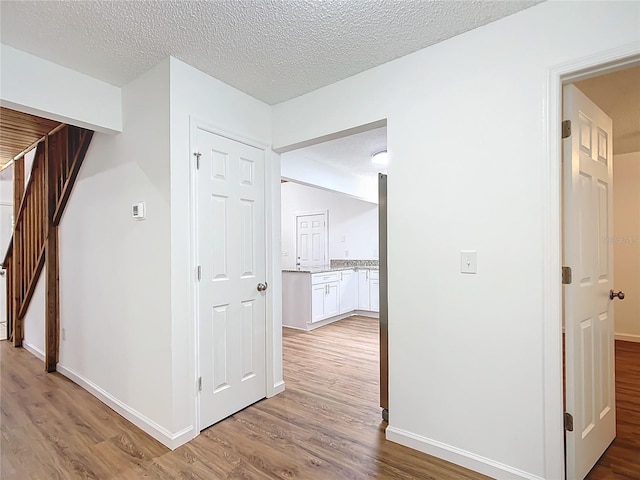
[2,125,93,371]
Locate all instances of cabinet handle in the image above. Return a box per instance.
[326,284,329,295]
[366,270,369,280]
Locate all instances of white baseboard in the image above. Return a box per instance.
[56,364,195,450]
[354,310,379,318]
[386,426,545,480]
[615,333,640,343]
[23,341,45,361]
[284,311,380,332]
[269,380,286,397]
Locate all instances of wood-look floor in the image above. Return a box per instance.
[2,318,638,479]
[586,340,640,480]
[1,316,489,479]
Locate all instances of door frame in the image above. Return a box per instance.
[543,44,640,478]
[189,116,284,434]
[294,209,329,267]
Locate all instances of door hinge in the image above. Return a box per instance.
[197,265,202,281]
[562,120,572,139]
[562,266,572,285]
[194,151,201,169]
[564,412,574,432]
[198,377,202,392]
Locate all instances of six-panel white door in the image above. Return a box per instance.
[563,84,616,480]
[196,128,267,430]
[296,213,326,268]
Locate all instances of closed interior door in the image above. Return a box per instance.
[296,213,326,268]
[196,128,267,430]
[563,84,616,480]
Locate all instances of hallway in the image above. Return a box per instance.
[1,317,488,479]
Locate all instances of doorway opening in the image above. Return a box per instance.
[561,64,640,480]
[278,122,389,424]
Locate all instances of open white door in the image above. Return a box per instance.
[195,128,267,430]
[563,84,616,480]
[296,212,327,268]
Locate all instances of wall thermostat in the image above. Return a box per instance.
[132,202,146,220]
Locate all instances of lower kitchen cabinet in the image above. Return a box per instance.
[283,269,379,331]
[369,270,380,312]
[311,281,339,322]
[357,269,379,312]
[358,270,370,310]
[339,269,357,313]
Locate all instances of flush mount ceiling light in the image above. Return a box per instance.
[371,150,388,165]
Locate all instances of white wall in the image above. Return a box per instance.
[272,2,640,479]
[22,265,45,360]
[0,167,13,254]
[281,153,378,203]
[58,59,173,445]
[2,51,278,450]
[613,152,640,342]
[0,44,122,133]
[168,57,277,438]
[0,167,12,335]
[281,182,378,269]
[23,148,36,185]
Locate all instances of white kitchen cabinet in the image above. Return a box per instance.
[311,281,339,322]
[325,282,340,318]
[358,269,370,310]
[283,268,378,331]
[339,269,357,313]
[311,283,327,322]
[310,272,340,323]
[369,270,380,313]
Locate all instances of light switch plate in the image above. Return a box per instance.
[460,250,477,274]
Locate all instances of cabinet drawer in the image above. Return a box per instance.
[312,272,340,284]
[370,270,379,280]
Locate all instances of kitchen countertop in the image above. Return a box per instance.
[283,265,379,273]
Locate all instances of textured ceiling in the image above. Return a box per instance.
[283,126,387,177]
[575,66,640,156]
[0,0,542,105]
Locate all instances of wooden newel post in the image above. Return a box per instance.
[12,157,24,347]
[44,134,60,372]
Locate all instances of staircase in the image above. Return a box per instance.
[2,125,93,371]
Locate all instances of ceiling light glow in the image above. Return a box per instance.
[371,150,388,165]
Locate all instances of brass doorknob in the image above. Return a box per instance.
[610,290,625,300]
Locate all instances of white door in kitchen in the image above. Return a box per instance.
[195,127,267,430]
[296,212,327,268]
[563,84,616,480]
